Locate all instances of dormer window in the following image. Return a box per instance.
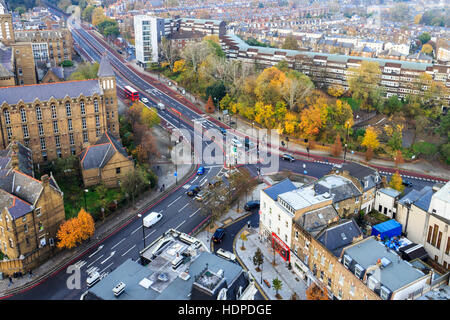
[343,255,352,269]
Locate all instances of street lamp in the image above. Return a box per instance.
[83,189,88,210]
[138,213,146,249]
[260,254,264,284]
[344,120,350,163]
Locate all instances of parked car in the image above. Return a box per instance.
[141,97,149,104]
[282,153,295,162]
[194,190,211,202]
[402,180,413,187]
[187,185,201,196]
[216,248,236,262]
[197,166,205,175]
[244,200,260,211]
[212,228,225,243]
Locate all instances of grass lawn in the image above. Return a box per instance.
[367,211,391,224]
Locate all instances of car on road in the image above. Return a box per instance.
[197,166,205,175]
[244,200,260,211]
[141,97,149,104]
[143,212,163,228]
[187,185,201,196]
[208,179,222,188]
[220,128,227,136]
[216,248,236,262]
[212,228,225,243]
[230,121,236,126]
[282,153,295,162]
[402,180,413,187]
[232,137,243,148]
[86,271,100,287]
[194,190,211,202]
[157,102,165,110]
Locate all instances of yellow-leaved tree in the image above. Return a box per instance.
[77,208,95,241]
[91,7,106,26]
[389,171,405,193]
[298,98,328,138]
[172,59,186,73]
[361,126,380,160]
[57,209,95,249]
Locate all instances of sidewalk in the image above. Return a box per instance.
[0,160,194,297]
[235,229,307,300]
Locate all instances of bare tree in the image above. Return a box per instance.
[182,41,212,73]
[159,37,180,69]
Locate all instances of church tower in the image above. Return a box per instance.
[97,54,119,135]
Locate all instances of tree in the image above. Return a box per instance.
[281,71,314,111]
[331,134,343,157]
[77,208,95,240]
[120,166,149,207]
[389,171,405,193]
[204,96,215,113]
[240,232,247,250]
[298,99,328,138]
[348,61,382,110]
[306,283,329,300]
[69,62,99,80]
[82,5,95,22]
[254,66,286,106]
[414,14,422,24]
[205,81,227,106]
[272,277,283,297]
[421,43,433,55]
[253,248,264,272]
[141,107,160,128]
[395,150,404,167]
[327,85,345,98]
[172,59,186,73]
[361,126,380,150]
[282,34,299,50]
[56,208,95,249]
[387,130,402,151]
[182,41,212,73]
[418,32,431,45]
[91,7,106,26]
[160,37,180,69]
[95,184,108,220]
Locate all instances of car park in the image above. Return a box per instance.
[212,228,225,243]
[282,153,295,162]
[187,185,201,196]
[244,200,260,211]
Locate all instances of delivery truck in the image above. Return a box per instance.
[143,212,163,228]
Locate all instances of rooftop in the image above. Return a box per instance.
[398,186,434,212]
[278,185,331,212]
[317,219,363,257]
[314,175,362,203]
[378,188,401,198]
[294,205,339,237]
[262,178,297,201]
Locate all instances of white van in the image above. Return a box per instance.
[157,102,165,110]
[143,212,163,228]
[112,282,126,297]
[216,248,236,262]
[86,271,100,287]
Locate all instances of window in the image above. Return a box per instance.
[355,197,359,203]
[446,237,450,255]
[82,117,87,129]
[327,277,332,289]
[432,224,439,247]
[36,106,42,121]
[284,234,288,243]
[320,270,324,280]
[278,214,280,221]
[349,284,355,296]
[96,128,100,137]
[83,131,88,143]
[95,115,100,127]
[343,255,352,268]
[427,226,433,244]
[42,151,47,161]
[40,137,46,150]
[6,127,12,141]
[20,108,27,122]
[55,135,60,148]
[24,223,28,233]
[3,109,10,124]
[69,133,74,145]
[38,122,44,136]
[38,222,44,232]
[35,207,41,216]
[321,255,325,266]
[285,221,288,228]
[314,248,318,259]
[80,101,85,115]
[338,289,342,299]
[56,148,62,158]
[65,102,71,117]
[335,202,339,209]
[94,99,99,112]
[295,231,299,240]
[71,146,76,155]
[107,111,109,119]
[111,111,114,118]
[355,264,364,278]
[9,238,13,248]
[22,125,29,138]
[26,237,30,246]
[68,119,73,131]
[437,231,442,250]
[328,263,333,273]
[380,287,390,300]
[51,104,57,119]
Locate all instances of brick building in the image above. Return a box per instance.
[0,55,119,163]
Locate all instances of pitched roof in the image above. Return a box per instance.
[314,175,362,203]
[398,186,433,211]
[97,54,115,78]
[0,79,102,105]
[317,219,363,257]
[263,178,297,201]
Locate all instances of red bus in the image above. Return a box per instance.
[124,85,139,101]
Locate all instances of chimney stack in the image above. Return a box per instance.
[41,174,50,187]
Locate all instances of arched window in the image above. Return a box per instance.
[80,100,85,115]
[20,108,27,122]
[36,105,42,121]
[65,102,71,117]
[51,104,57,119]
[3,109,10,124]
[94,98,99,113]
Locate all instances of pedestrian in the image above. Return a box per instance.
[8,276,13,287]
[162,184,165,190]
[29,270,33,278]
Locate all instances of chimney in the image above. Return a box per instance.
[41,174,50,187]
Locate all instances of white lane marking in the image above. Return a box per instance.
[122,245,136,257]
[200,180,207,186]
[100,251,116,265]
[86,254,104,269]
[99,262,113,274]
[111,238,126,250]
[74,260,86,269]
[168,195,182,207]
[175,220,186,230]
[131,225,141,235]
[145,230,156,239]
[178,203,189,212]
[189,208,200,218]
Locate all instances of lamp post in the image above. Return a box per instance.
[260,255,264,285]
[138,213,146,249]
[344,121,350,162]
[83,189,88,210]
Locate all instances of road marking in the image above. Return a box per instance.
[99,263,113,275]
[179,203,189,212]
[86,266,99,275]
[131,225,141,235]
[200,180,207,186]
[168,195,182,207]
[101,251,116,264]
[122,245,136,257]
[111,238,126,250]
[74,260,86,269]
[86,254,104,269]
[175,220,186,230]
[189,208,200,218]
[145,230,156,239]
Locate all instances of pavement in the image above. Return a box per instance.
[0,156,194,297]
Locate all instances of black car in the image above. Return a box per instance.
[244,200,260,211]
[212,228,225,243]
[402,180,413,187]
[282,153,295,162]
[220,128,227,136]
[187,185,201,196]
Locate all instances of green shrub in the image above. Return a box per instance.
[60,60,73,67]
[412,141,438,158]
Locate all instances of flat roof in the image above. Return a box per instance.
[278,185,331,211]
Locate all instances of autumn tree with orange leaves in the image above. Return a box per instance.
[331,134,343,157]
[57,209,95,249]
[306,283,329,300]
[298,97,328,139]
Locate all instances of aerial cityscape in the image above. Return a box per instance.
[0,0,448,306]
